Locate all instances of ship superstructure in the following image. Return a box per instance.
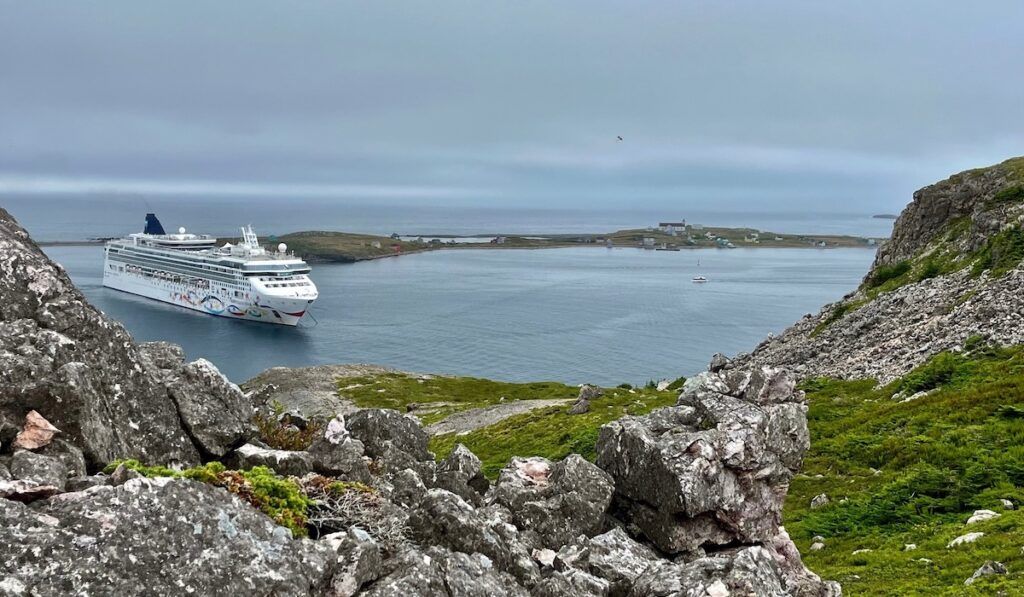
[102,214,317,326]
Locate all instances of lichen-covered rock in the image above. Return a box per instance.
[307,418,372,483]
[363,546,529,597]
[408,488,540,586]
[553,528,659,597]
[438,443,489,496]
[490,455,614,549]
[347,408,432,461]
[596,366,808,554]
[140,343,253,458]
[322,528,382,597]
[0,477,339,595]
[9,450,67,491]
[629,546,788,597]
[0,208,199,468]
[37,438,87,478]
[534,568,611,597]
[226,443,313,476]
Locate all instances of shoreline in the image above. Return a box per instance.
[38,225,884,263]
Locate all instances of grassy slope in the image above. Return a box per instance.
[341,372,678,478]
[786,346,1024,595]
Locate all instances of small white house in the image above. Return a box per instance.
[642,237,657,248]
[659,221,686,236]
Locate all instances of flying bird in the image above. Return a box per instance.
[617,135,623,142]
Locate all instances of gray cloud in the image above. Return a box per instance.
[1,1,1022,211]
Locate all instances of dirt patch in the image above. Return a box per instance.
[424,398,574,436]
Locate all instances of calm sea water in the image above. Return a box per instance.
[43,245,875,385]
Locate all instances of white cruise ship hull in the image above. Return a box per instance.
[103,264,310,327]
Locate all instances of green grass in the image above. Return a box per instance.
[339,373,584,426]
[338,371,678,477]
[972,226,1024,278]
[786,345,1024,595]
[429,387,677,478]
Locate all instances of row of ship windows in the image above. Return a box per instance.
[265,281,312,288]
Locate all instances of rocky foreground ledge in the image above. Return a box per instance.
[0,207,838,596]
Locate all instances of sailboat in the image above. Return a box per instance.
[692,257,708,283]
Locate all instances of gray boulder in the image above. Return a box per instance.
[140,342,253,458]
[37,438,87,478]
[489,455,614,549]
[363,546,529,597]
[408,488,540,587]
[629,546,788,597]
[10,450,67,491]
[0,208,199,468]
[554,528,659,597]
[596,366,809,553]
[307,416,372,483]
[347,408,432,461]
[322,528,383,597]
[965,560,1007,586]
[226,443,313,476]
[438,443,489,496]
[0,476,339,595]
[534,568,611,597]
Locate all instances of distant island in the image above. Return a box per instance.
[270,224,883,263]
[872,213,898,219]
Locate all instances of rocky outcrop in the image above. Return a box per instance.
[737,157,1024,382]
[596,366,809,555]
[0,476,341,596]
[0,208,249,468]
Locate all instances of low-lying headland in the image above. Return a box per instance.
[39,224,881,263]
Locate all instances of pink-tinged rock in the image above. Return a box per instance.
[13,410,60,450]
[0,479,61,503]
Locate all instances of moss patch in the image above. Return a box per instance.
[103,460,312,537]
[786,346,1024,595]
[972,226,1024,278]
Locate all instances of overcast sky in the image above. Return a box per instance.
[1,1,1022,212]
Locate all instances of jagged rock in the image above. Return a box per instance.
[811,493,830,510]
[534,568,611,596]
[0,476,339,595]
[407,488,540,587]
[0,478,60,502]
[769,527,842,596]
[12,410,60,450]
[568,398,591,415]
[596,367,809,554]
[0,209,201,468]
[0,463,9,480]
[709,352,730,372]
[965,560,1007,586]
[629,547,787,597]
[347,408,432,461]
[1000,498,1015,510]
[966,509,1000,524]
[578,384,604,401]
[363,546,529,597]
[9,450,67,491]
[37,438,87,478]
[323,528,383,597]
[553,528,659,597]
[307,417,372,482]
[226,443,313,476]
[438,443,489,496]
[489,455,614,549]
[140,343,253,458]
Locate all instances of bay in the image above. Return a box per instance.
[44,244,874,385]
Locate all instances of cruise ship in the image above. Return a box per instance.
[102,214,317,326]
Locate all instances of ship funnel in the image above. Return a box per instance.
[144,213,166,235]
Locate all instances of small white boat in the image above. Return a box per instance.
[692,276,708,283]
